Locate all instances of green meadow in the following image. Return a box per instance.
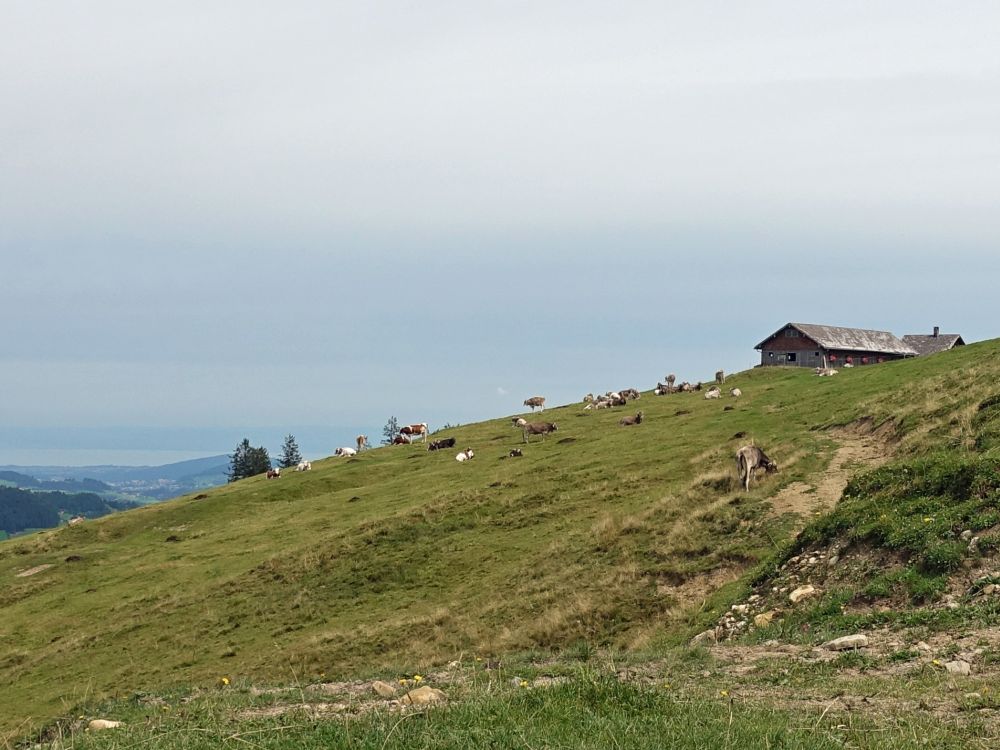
[3,340,999,747]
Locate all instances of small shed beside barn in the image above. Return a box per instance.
[755,323,917,368]
[902,327,966,356]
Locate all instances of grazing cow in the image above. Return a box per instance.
[735,445,778,492]
[456,448,475,462]
[522,421,557,442]
[523,396,546,412]
[266,468,281,479]
[665,373,676,386]
[619,411,643,426]
[356,434,369,452]
[730,388,742,398]
[512,417,528,427]
[428,437,457,451]
[68,516,85,526]
[399,423,429,442]
[705,386,722,399]
[715,369,725,385]
[392,434,411,445]
[296,461,312,471]
[334,447,358,457]
[508,448,523,457]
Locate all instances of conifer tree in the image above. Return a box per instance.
[228,438,272,481]
[278,434,303,469]
[380,416,400,445]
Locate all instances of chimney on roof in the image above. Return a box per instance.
[933,326,940,338]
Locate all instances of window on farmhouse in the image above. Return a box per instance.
[785,329,799,337]
[787,353,797,362]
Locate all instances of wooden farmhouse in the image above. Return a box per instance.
[755,323,917,368]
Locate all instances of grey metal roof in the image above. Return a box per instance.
[901,334,965,356]
[756,323,918,355]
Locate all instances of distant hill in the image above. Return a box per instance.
[0,455,230,502]
[0,486,138,535]
[0,471,114,494]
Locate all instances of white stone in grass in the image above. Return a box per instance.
[372,680,397,698]
[945,660,972,676]
[401,686,446,705]
[822,634,869,651]
[789,585,817,604]
[87,720,122,731]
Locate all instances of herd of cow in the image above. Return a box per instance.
[290,367,777,489]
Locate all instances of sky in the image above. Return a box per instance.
[2,1,999,465]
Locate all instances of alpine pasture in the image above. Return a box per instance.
[3,340,1000,748]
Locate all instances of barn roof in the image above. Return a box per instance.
[901,333,965,356]
[755,323,917,355]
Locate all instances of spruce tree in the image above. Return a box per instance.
[380,416,400,445]
[228,439,273,481]
[278,434,303,469]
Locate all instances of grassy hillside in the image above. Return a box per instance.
[3,340,1000,743]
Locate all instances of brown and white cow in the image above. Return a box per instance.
[399,423,429,442]
[266,467,281,478]
[356,434,369,451]
[522,421,557,442]
[455,448,475,462]
[619,411,643,426]
[523,396,546,412]
[392,434,411,445]
[735,445,778,491]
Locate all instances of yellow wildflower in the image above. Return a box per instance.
[413,674,423,683]
[720,690,729,697]
[923,517,933,523]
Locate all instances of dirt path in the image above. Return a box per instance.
[768,435,891,524]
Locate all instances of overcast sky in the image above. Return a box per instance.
[2,1,998,464]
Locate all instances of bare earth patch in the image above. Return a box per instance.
[768,435,892,525]
[15,564,53,578]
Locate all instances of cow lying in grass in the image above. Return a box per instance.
[619,411,643,426]
[429,437,456,451]
[334,447,357,457]
[456,448,475,462]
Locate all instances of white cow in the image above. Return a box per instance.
[334,447,357,457]
[456,448,475,462]
[296,461,312,471]
[730,388,742,398]
[704,386,722,399]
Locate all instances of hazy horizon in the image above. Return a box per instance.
[3,2,997,466]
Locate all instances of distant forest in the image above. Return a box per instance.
[0,486,138,536]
